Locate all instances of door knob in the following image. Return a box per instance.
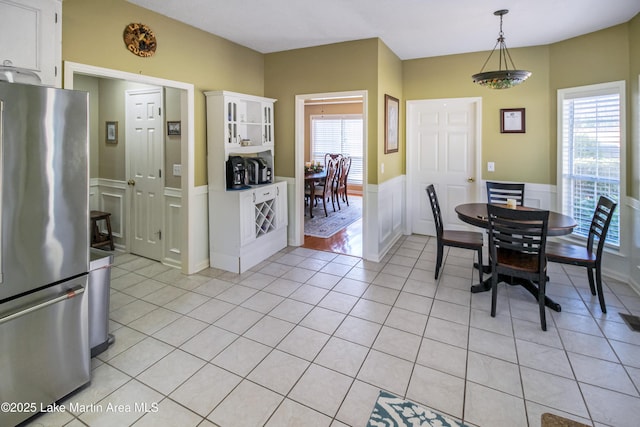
[467,177,475,182]
[127,179,136,186]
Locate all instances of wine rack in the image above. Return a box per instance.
[255,199,276,237]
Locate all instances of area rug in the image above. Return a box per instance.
[368,390,467,427]
[304,196,361,238]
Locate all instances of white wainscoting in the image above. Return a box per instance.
[622,197,640,295]
[92,179,127,250]
[164,188,182,268]
[277,176,296,246]
[480,180,557,210]
[91,178,187,270]
[191,185,211,273]
[402,178,638,296]
[364,175,405,262]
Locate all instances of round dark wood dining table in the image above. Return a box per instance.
[455,202,577,312]
[455,203,577,236]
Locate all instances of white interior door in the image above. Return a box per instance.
[127,88,163,260]
[407,98,480,235]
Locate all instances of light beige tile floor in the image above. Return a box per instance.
[25,235,640,427]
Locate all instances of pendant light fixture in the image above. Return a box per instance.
[472,9,531,89]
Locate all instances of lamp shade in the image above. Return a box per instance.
[472,70,531,89]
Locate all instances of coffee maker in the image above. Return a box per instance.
[226,156,247,189]
[245,157,272,185]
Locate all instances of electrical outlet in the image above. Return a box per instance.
[487,162,495,172]
[381,163,384,174]
[173,164,182,176]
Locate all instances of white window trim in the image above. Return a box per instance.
[556,80,626,249]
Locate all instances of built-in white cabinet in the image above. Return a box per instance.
[0,0,61,87]
[205,90,276,190]
[205,90,287,273]
[209,181,287,273]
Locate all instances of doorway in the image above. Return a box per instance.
[406,97,482,235]
[64,62,202,274]
[294,91,368,257]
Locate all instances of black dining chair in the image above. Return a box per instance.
[487,204,550,330]
[546,196,617,313]
[486,181,525,206]
[426,185,484,282]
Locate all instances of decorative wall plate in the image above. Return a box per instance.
[123,23,157,57]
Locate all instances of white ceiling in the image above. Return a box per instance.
[127,0,640,60]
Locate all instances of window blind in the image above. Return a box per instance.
[310,115,363,185]
[561,91,620,245]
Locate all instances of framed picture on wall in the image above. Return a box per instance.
[385,94,399,153]
[167,121,181,136]
[106,121,118,144]
[500,108,526,133]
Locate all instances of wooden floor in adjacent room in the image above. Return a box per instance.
[302,194,362,258]
[302,217,362,257]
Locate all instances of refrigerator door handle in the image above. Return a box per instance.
[0,286,85,325]
[0,99,3,284]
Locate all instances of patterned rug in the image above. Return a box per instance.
[304,196,361,238]
[368,391,468,427]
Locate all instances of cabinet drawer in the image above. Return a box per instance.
[254,187,276,204]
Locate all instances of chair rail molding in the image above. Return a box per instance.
[91,178,213,273]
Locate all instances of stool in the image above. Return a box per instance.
[90,210,114,250]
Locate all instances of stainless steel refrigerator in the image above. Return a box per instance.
[0,81,90,426]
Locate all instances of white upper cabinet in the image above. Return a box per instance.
[0,0,61,87]
[205,90,277,191]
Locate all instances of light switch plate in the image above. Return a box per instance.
[487,162,495,172]
[173,164,182,176]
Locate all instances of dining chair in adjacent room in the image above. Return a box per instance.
[486,181,526,205]
[309,156,340,216]
[323,153,343,171]
[487,204,550,330]
[546,195,617,313]
[318,153,342,206]
[336,156,352,207]
[426,185,484,282]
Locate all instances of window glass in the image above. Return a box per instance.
[559,83,622,246]
[311,115,363,184]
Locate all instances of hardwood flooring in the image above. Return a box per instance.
[302,196,362,257]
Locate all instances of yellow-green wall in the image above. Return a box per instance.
[165,87,182,189]
[62,2,639,195]
[403,46,552,184]
[630,14,640,196]
[377,40,404,182]
[549,23,631,191]
[62,0,265,186]
[75,75,99,179]
[264,39,379,181]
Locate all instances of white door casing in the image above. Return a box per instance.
[127,88,164,260]
[407,98,482,235]
[64,62,202,274]
[293,91,368,251]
